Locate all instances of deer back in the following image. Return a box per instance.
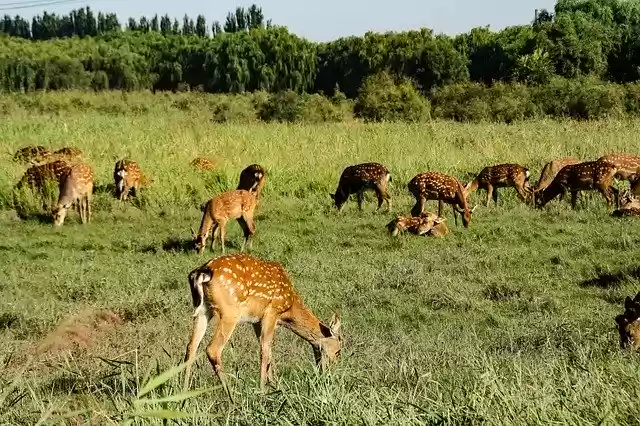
[17,160,70,190]
[207,190,257,220]
[598,153,640,173]
[553,161,617,189]
[59,163,94,204]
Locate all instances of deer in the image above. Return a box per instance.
[183,253,342,398]
[192,190,258,254]
[190,157,217,171]
[535,161,619,210]
[331,162,392,211]
[465,163,532,206]
[611,190,640,217]
[386,212,448,237]
[52,146,83,162]
[52,163,94,226]
[532,156,580,194]
[15,160,71,192]
[597,153,640,181]
[13,145,52,165]
[408,171,475,228]
[615,292,640,351]
[113,159,148,201]
[237,164,267,201]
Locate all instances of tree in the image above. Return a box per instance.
[172,18,180,34]
[151,14,159,32]
[196,14,207,37]
[127,18,138,31]
[160,14,172,35]
[212,20,223,37]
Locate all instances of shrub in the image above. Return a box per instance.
[354,72,431,122]
[257,90,305,123]
[211,95,258,123]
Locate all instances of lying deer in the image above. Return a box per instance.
[615,292,640,351]
[331,162,392,211]
[193,190,257,254]
[386,212,449,237]
[183,253,342,398]
[190,157,217,171]
[52,163,94,226]
[465,163,532,206]
[408,171,474,227]
[13,145,51,165]
[611,190,640,217]
[237,164,267,201]
[597,153,640,180]
[533,156,580,194]
[535,161,619,209]
[113,159,148,201]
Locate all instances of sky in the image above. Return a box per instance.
[9,0,557,41]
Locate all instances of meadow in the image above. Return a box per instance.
[1,92,640,425]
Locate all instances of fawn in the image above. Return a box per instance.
[615,292,640,350]
[331,162,392,211]
[611,190,640,217]
[386,212,448,237]
[190,157,217,171]
[597,153,640,180]
[52,163,94,226]
[237,164,267,201]
[183,253,342,397]
[533,156,580,194]
[465,163,532,206]
[15,160,71,192]
[193,190,257,254]
[114,159,147,201]
[535,161,619,209]
[13,145,52,165]
[408,171,474,227]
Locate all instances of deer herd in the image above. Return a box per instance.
[9,144,640,396]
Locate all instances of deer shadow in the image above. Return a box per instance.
[93,183,117,198]
[140,236,194,254]
[579,266,640,289]
[15,210,53,224]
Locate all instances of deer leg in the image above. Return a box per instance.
[218,220,228,254]
[183,309,213,392]
[86,192,92,223]
[452,204,459,226]
[611,186,620,209]
[514,184,529,204]
[438,199,444,217]
[210,224,219,252]
[596,186,613,210]
[356,190,364,211]
[206,312,240,402]
[256,312,278,390]
[237,216,255,252]
[570,191,579,209]
[374,187,385,211]
[411,196,425,217]
[485,185,493,207]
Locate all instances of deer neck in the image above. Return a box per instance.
[280,299,333,347]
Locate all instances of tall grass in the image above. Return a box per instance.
[1,93,640,424]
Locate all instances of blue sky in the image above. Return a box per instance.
[13,0,557,41]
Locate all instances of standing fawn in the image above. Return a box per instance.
[183,253,342,397]
[237,164,267,201]
[535,161,619,209]
[597,153,640,180]
[113,159,147,201]
[331,162,392,211]
[615,292,640,351]
[533,156,580,194]
[408,171,474,227]
[52,163,94,226]
[193,190,257,254]
[465,163,532,206]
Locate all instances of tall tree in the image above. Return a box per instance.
[212,20,222,37]
[196,14,207,37]
[160,14,172,35]
[151,14,159,32]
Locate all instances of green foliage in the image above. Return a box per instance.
[354,72,430,122]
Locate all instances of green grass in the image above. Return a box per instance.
[1,101,640,424]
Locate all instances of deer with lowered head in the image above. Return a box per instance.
[408,171,475,227]
[113,159,148,201]
[465,163,532,206]
[331,162,392,211]
[52,163,94,226]
[192,189,258,254]
[615,292,640,351]
[237,164,267,201]
[532,156,580,195]
[183,253,342,398]
[535,160,619,209]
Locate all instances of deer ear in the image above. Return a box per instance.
[329,312,341,335]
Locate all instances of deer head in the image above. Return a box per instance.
[615,293,640,351]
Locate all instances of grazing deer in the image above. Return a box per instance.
[535,161,619,209]
[183,253,342,397]
[386,212,448,237]
[193,190,257,254]
[533,156,580,194]
[615,292,640,351]
[237,164,267,201]
[465,163,532,206]
[52,163,94,226]
[408,171,474,227]
[190,157,217,171]
[13,145,51,165]
[331,162,392,211]
[597,153,640,180]
[611,190,640,217]
[113,159,147,201]
[15,160,71,192]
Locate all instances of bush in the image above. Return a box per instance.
[354,72,431,122]
[258,90,305,122]
[211,95,258,123]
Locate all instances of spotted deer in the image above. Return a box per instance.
[533,156,580,194]
[237,164,267,201]
[113,159,147,201]
[190,157,217,171]
[615,292,640,351]
[52,163,94,226]
[611,190,640,217]
[183,253,342,398]
[52,146,83,162]
[192,190,257,254]
[465,163,532,206]
[408,172,474,227]
[386,212,448,237]
[331,162,392,211]
[15,160,71,193]
[597,153,640,180]
[535,161,619,209]
[628,168,640,196]
[13,145,52,165]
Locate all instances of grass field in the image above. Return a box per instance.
[1,96,640,424]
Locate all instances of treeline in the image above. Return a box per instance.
[2,0,640,117]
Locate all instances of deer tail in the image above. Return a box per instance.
[188,268,212,317]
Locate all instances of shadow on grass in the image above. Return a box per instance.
[94,183,116,197]
[15,210,53,224]
[141,236,194,254]
[579,266,640,289]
